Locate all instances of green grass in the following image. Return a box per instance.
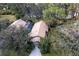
[40,19,79,56]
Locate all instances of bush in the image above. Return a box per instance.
[0,27,34,56]
[40,28,79,56]
[43,4,66,20]
[0,19,11,31]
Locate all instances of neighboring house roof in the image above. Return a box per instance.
[9,19,27,28]
[8,19,33,32]
[29,20,48,38]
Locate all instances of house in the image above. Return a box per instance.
[29,20,48,56]
[29,20,48,38]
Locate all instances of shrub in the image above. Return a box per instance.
[0,27,34,56]
[0,19,11,31]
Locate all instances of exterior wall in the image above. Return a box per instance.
[29,20,48,38]
[31,37,40,42]
[29,21,40,37]
[38,21,48,38]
